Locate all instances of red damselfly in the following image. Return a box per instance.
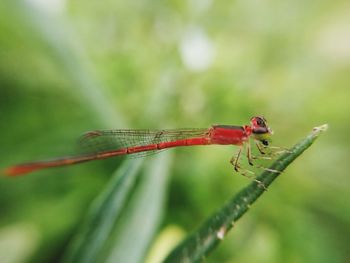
[4,116,279,176]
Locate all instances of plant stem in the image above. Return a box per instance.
[163,124,328,263]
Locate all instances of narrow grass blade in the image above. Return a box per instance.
[104,153,172,263]
[63,159,143,263]
[163,124,328,263]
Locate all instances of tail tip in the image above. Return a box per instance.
[2,167,19,176]
[2,166,34,176]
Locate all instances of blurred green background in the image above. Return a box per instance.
[0,0,349,262]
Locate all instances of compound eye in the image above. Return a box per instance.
[256,118,265,127]
[262,140,269,146]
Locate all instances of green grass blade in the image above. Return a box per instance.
[163,124,328,263]
[63,159,143,263]
[103,153,172,263]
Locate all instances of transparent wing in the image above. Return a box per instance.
[78,128,210,156]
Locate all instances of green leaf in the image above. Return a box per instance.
[103,153,172,263]
[163,124,328,263]
[63,159,143,263]
[63,153,172,263]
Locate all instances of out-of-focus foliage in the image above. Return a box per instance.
[0,0,349,262]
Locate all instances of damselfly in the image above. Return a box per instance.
[4,116,280,176]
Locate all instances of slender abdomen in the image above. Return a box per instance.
[4,137,210,176]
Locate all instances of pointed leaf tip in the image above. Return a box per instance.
[313,124,328,133]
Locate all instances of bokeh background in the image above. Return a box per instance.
[0,0,349,262]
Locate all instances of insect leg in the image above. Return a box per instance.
[230,146,242,172]
[246,141,254,166]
